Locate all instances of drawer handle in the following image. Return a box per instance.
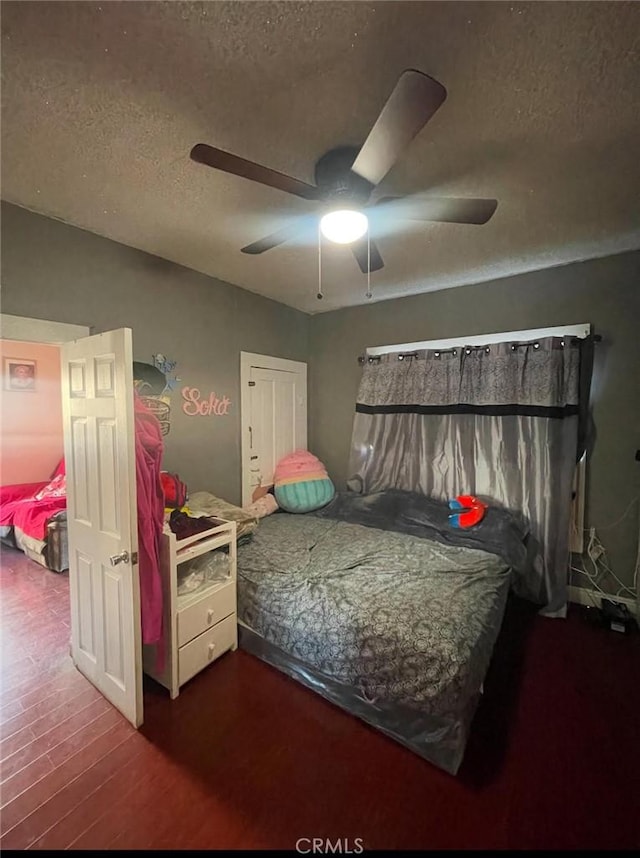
[207,609,214,624]
[208,642,216,660]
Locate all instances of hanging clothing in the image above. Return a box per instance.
[348,336,594,617]
[135,391,165,645]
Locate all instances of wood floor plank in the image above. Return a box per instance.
[106,674,266,850]
[10,667,86,711]
[0,660,80,708]
[0,726,36,764]
[63,683,236,850]
[23,686,103,741]
[1,598,59,623]
[0,699,24,723]
[2,608,66,633]
[67,755,182,850]
[0,653,73,698]
[0,654,35,674]
[0,696,111,783]
[0,718,134,832]
[0,732,142,849]
[47,706,125,767]
[1,590,65,617]
[7,618,70,640]
[106,776,205,851]
[1,681,100,740]
[27,736,157,849]
[0,657,35,681]
[0,754,55,812]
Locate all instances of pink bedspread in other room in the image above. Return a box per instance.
[1,412,165,650]
[0,461,67,540]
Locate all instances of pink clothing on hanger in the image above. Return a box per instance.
[134,391,165,646]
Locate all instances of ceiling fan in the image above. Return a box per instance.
[190,69,497,274]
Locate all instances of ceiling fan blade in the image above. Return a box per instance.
[191,144,321,201]
[241,220,310,255]
[351,238,384,273]
[351,70,447,187]
[376,196,498,225]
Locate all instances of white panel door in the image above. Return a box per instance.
[61,328,143,727]
[242,358,307,505]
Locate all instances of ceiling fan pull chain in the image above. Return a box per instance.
[317,221,323,301]
[365,228,372,300]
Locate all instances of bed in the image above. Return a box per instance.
[0,461,68,573]
[236,489,529,774]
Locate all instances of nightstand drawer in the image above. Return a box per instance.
[178,614,236,685]
[177,580,236,647]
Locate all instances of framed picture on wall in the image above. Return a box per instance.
[4,357,37,391]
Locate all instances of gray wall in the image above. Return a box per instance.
[309,251,640,590]
[1,202,309,504]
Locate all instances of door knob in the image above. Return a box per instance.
[208,642,216,659]
[109,550,130,566]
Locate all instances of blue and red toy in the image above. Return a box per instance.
[448,494,487,528]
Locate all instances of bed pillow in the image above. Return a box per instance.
[34,473,67,501]
[275,479,335,513]
[273,450,335,513]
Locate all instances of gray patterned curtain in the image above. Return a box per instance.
[348,336,588,616]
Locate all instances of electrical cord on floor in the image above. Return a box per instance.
[570,495,639,600]
[571,495,640,601]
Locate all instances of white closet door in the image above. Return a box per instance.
[241,355,307,505]
[61,328,143,727]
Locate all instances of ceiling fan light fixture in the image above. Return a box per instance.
[193,70,497,275]
[320,209,368,244]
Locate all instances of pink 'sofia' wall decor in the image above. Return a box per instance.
[181,386,231,416]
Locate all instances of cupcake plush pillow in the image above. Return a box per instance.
[273,450,335,513]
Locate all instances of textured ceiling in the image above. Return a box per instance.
[2,1,639,314]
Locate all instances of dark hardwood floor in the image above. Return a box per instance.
[1,546,638,850]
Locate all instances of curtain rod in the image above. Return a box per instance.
[359,330,600,363]
[365,324,595,356]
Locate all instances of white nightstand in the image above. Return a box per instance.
[143,518,238,698]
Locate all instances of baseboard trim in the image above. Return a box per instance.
[568,585,638,618]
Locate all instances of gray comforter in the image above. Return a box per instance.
[314,489,529,574]
[237,513,511,723]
